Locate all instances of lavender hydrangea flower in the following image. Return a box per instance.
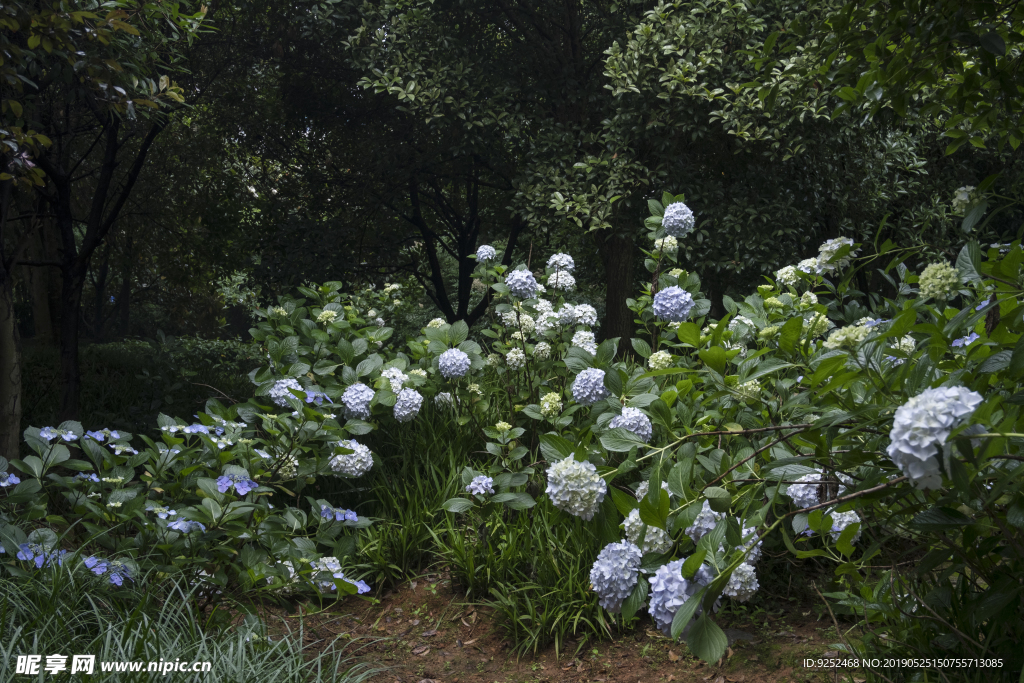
[145,503,177,519]
[623,508,673,554]
[17,543,66,569]
[75,472,100,483]
[546,253,575,272]
[505,269,539,299]
[439,348,471,378]
[466,475,495,495]
[216,473,258,496]
[685,500,725,542]
[558,304,577,325]
[652,286,695,322]
[662,202,696,238]
[609,407,653,443]
[183,424,210,434]
[0,471,20,487]
[329,439,374,477]
[648,558,713,636]
[589,541,642,612]
[951,332,980,348]
[320,504,358,522]
[476,245,497,262]
[39,426,77,442]
[168,520,206,534]
[827,510,862,543]
[785,471,824,509]
[571,368,609,406]
[84,557,133,586]
[722,563,758,602]
[393,388,423,422]
[341,383,375,420]
[545,457,607,521]
[269,378,304,407]
[305,388,331,405]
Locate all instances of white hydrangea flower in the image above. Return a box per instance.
[341,383,374,420]
[828,510,862,543]
[485,353,501,366]
[669,268,685,278]
[609,407,653,442]
[623,508,673,554]
[476,244,497,262]
[653,286,695,322]
[822,324,870,350]
[952,186,975,211]
[918,262,960,300]
[887,335,917,365]
[572,330,597,355]
[380,367,407,393]
[506,348,526,370]
[393,388,423,422]
[728,315,756,342]
[548,271,576,291]
[590,541,642,612]
[801,291,818,307]
[534,298,554,315]
[786,471,824,509]
[802,313,832,338]
[734,380,760,400]
[634,480,669,502]
[685,500,725,542]
[648,558,713,636]
[571,368,609,406]
[723,563,759,602]
[648,350,673,370]
[540,392,563,418]
[466,475,495,495]
[317,309,338,324]
[574,304,598,327]
[427,318,447,329]
[329,440,373,477]
[797,257,823,275]
[467,383,482,395]
[505,269,539,299]
[546,253,575,272]
[558,304,577,325]
[886,386,983,489]
[775,265,800,286]
[655,235,678,255]
[439,348,471,378]
[269,378,303,407]
[662,202,696,238]
[533,341,552,359]
[818,237,858,272]
[545,457,607,521]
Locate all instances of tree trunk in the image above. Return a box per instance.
[58,266,84,421]
[43,219,62,342]
[0,280,21,457]
[597,231,635,344]
[23,228,54,344]
[118,237,132,336]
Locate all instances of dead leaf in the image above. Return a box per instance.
[668,651,680,662]
[410,581,418,590]
[417,680,439,683]
[713,677,725,683]
[461,618,472,628]
[463,638,477,646]
[726,676,745,682]
[668,676,675,682]
[823,650,838,658]
[726,648,733,659]
[410,619,421,626]
[411,645,429,656]
[422,629,438,637]
[853,678,866,683]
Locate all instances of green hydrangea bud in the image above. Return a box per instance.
[918,262,960,300]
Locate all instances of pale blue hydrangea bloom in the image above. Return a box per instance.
[0,471,20,487]
[341,383,375,420]
[572,330,597,355]
[571,368,608,406]
[546,253,575,272]
[76,472,100,483]
[394,389,423,423]
[320,504,358,522]
[951,332,980,348]
[548,271,576,291]
[609,407,653,443]
[652,286,695,322]
[662,202,696,238]
[145,503,177,519]
[217,473,258,495]
[476,245,497,262]
[623,508,673,554]
[505,269,539,299]
[17,543,66,568]
[886,386,983,489]
[828,510,862,543]
[304,388,331,405]
[685,500,724,542]
[85,429,120,441]
[168,520,206,534]
[589,541,642,612]
[434,392,456,409]
[558,304,577,325]
[269,378,304,407]
[545,457,607,521]
[785,471,824,509]
[648,558,713,636]
[722,562,758,602]
[466,475,495,495]
[85,557,133,586]
[329,439,374,477]
[439,348,471,378]
[183,424,209,434]
[39,426,77,442]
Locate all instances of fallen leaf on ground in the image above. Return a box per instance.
[411,645,429,656]
[422,629,438,637]
[463,639,477,646]
[668,651,680,662]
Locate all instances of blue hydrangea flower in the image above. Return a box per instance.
[648,558,713,636]
[662,202,696,238]
[571,368,609,407]
[652,286,695,322]
[269,378,304,407]
[589,541,642,613]
[320,504,358,522]
[466,475,495,495]
[183,424,209,434]
[722,563,758,602]
[145,503,177,519]
[951,332,980,348]
[609,407,653,443]
[84,557,133,586]
[75,472,100,483]
[85,429,120,442]
[305,388,332,406]
[329,440,374,477]
[393,388,423,423]
[217,474,258,495]
[168,520,207,534]
[341,383,375,420]
[505,269,539,299]
[109,443,138,455]
[17,543,66,569]
[0,471,20,487]
[39,426,77,442]
[476,245,497,262]
[439,348,471,379]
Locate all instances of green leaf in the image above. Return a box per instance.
[704,486,731,513]
[441,498,474,513]
[611,486,640,518]
[835,522,860,557]
[686,614,729,664]
[956,241,983,283]
[676,322,700,347]
[698,347,727,375]
[538,433,575,461]
[631,338,652,358]
[601,427,648,453]
[450,320,469,345]
[639,492,667,530]
[911,507,972,530]
[681,549,707,579]
[779,316,803,354]
[621,576,649,621]
[670,588,706,640]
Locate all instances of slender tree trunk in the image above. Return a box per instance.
[0,279,21,457]
[92,248,109,341]
[23,228,54,344]
[597,231,635,344]
[42,218,61,343]
[118,236,132,336]
[58,265,84,421]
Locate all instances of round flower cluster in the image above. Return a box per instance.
[609,407,653,442]
[662,202,696,238]
[886,386,983,489]
[321,504,357,522]
[329,440,374,477]
[734,380,760,400]
[655,235,678,255]
[648,350,673,370]
[393,388,423,422]
[572,330,597,355]
[558,304,577,325]
[828,510,863,543]
[427,318,447,329]
[217,473,258,496]
[341,383,375,420]
[823,324,870,350]
[269,378,304,407]
[802,313,832,338]
[574,304,598,326]
[758,326,779,340]
[0,471,21,487]
[434,392,455,409]
[652,286,694,322]
[648,558,713,636]
[952,186,975,212]
[495,421,513,432]
[476,245,497,262]
[545,457,607,521]
[817,237,858,272]
[548,271,576,291]
[685,500,725,542]
[571,368,609,406]
[439,348,471,378]
[764,296,784,309]
[669,268,685,278]
[801,291,818,306]
[775,265,800,286]
[317,309,338,324]
[723,563,759,602]
[786,471,825,509]
[505,269,539,299]
[486,353,501,366]
[533,341,552,359]
[918,262,960,300]
[466,475,495,495]
[547,253,575,272]
[380,367,407,393]
[797,257,823,275]
[740,526,763,563]
[623,508,673,554]
[506,348,526,370]
[589,541,642,612]
[540,392,563,418]
[728,315,756,342]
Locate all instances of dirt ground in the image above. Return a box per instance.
[259,572,866,683]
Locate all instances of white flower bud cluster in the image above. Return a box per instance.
[329,440,373,477]
[728,315,756,342]
[506,348,526,370]
[427,318,447,329]
[634,480,669,501]
[545,457,607,521]
[533,341,552,359]
[590,541,642,612]
[886,386,983,489]
[786,471,824,509]
[571,368,609,406]
[393,388,423,422]
[540,392,563,418]
[823,325,870,350]
[655,235,678,255]
[775,265,800,286]
[609,407,653,442]
[918,262,960,300]
[623,508,673,554]
[648,350,673,370]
